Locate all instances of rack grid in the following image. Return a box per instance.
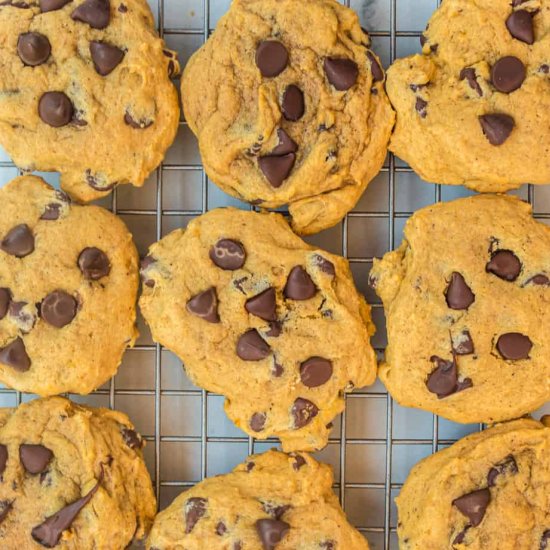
[1,0,550,548]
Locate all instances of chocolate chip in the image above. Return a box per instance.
[210,239,246,270]
[19,444,53,474]
[71,0,110,29]
[140,255,156,287]
[17,33,51,66]
[445,272,475,310]
[78,247,110,280]
[245,288,277,321]
[420,34,427,47]
[258,153,295,188]
[185,497,207,534]
[292,454,306,471]
[486,250,521,281]
[246,461,255,472]
[121,427,142,449]
[90,41,124,76]
[271,129,298,156]
[117,2,126,11]
[527,274,549,285]
[1,224,34,258]
[479,114,515,146]
[313,255,335,276]
[85,171,115,191]
[216,521,227,536]
[426,356,457,398]
[282,85,304,121]
[453,330,474,355]
[266,321,282,338]
[453,526,470,545]
[541,531,550,550]
[541,65,550,74]
[187,288,220,323]
[367,51,383,82]
[255,40,288,77]
[10,301,36,333]
[233,543,242,550]
[460,67,483,97]
[272,360,284,377]
[453,489,490,527]
[0,501,12,524]
[324,57,358,91]
[284,266,316,300]
[320,542,335,550]
[300,357,333,388]
[40,0,71,11]
[491,56,526,93]
[31,468,103,546]
[237,330,271,361]
[0,338,31,371]
[262,502,291,520]
[250,412,266,432]
[41,291,77,328]
[124,112,153,129]
[487,455,518,487]
[0,444,7,475]
[506,10,534,44]
[292,398,318,429]
[0,288,10,319]
[255,519,290,550]
[497,332,532,360]
[41,203,61,220]
[415,97,428,118]
[39,92,74,128]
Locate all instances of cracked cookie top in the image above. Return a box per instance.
[181,0,394,235]
[139,208,377,452]
[370,194,550,424]
[0,0,180,202]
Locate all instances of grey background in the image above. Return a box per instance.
[1,0,549,548]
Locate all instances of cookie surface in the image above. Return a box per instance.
[386,0,550,191]
[0,396,156,549]
[139,208,376,452]
[147,449,369,549]
[397,417,550,549]
[0,176,138,396]
[0,0,180,202]
[370,194,550,423]
[182,0,394,234]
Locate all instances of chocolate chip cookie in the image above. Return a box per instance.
[0,396,156,548]
[0,175,139,396]
[397,416,550,549]
[147,449,369,549]
[0,0,180,202]
[370,194,550,424]
[386,0,550,192]
[181,0,394,235]
[139,208,377,452]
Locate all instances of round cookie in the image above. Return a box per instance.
[0,0,180,202]
[0,175,139,396]
[0,396,156,548]
[181,0,394,235]
[147,449,369,549]
[397,417,550,549]
[386,0,550,192]
[369,194,550,424]
[139,208,377,452]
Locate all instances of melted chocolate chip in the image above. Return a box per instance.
[506,10,534,44]
[292,398,318,429]
[140,255,156,287]
[185,497,207,534]
[453,330,474,355]
[78,247,110,280]
[282,85,304,121]
[124,112,153,129]
[497,332,532,360]
[272,360,284,377]
[41,291,77,328]
[255,41,288,77]
[527,274,550,286]
[40,0,71,11]
[0,444,7,475]
[41,203,61,221]
[453,489,490,527]
[90,41,124,76]
[245,288,277,321]
[258,153,296,188]
[0,338,31,371]
[0,288,10,319]
[262,502,291,520]
[486,250,521,281]
[415,97,428,118]
[246,461,255,472]
[10,301,36,333]
[39,92,74,127]
[313,255,335,276]
[237,330,271,361]
[210,239,246,270]
[284,266,316,300]
[460,67,483,97]
[300,357,333,388]
[367,51,383,82]
[479,114,515,145]
[71,0,110,29]
[17,33,51,66]
[255,519,290,550]
[426,356,457,398]
[250,412,266,432]
[20,444,53,474]
[292,454,306,471]
[1,224,34,258]
[491,56,526,93]
[216,521,227,535]
[271,129,298,156]
[266,321,282,338]
[453,526,470,545]
[487,455,518,487]
[324,57,358,91]
[186,288,220,323]
[121,427,142,449]
[445,272,475,310]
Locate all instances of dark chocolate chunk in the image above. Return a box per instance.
[186,288,220,323]
[506,10,534,44]
[0,288,10,319]
[237,330,271,361]
[0,338,31,371]
[313,255,335,276]
[487,455,518,487]
[367,51,383,82]
[291,398,318,429]
[282,85,304,121]
[460,67,483,97]
[40,0,71,11]
[258,153,296,188]
[284,266,316,300]
[185,497,207,534]
[71,0,110,29]
[41,203,61,221]
[78,247,110,280]
[255,41,288,77]
[452,489,490,527]
[445,272,475,310]
[486,250,521,281]
[255,519,290,550]
[245,288,277,321]
[324,57,358,91]
[491,56,526,93]
[496,332,532,360]
[19,444,53,474]
[210,239,246,270]
[426,356,457,398]
[124,112,153,129]
[250,412,266,432]
[453,330,474,355]
[41,291,77,328]
[479,114,515,145]
[90,41,124,76]
[121,427,142,449]
[39,92,74,127]
[292,454,306,471]
[527,274,549,286]
[266,321,282,338]
[300,357,333,388]
[1,224,34,258]
[415,97,428,118]
[17,33,51,66]
[271,129,298,156]
[540,64,550,74]
[0,444,7,475]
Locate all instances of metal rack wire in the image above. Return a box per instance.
[1,0,550,549]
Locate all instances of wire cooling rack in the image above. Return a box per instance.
[1,0,550,548]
